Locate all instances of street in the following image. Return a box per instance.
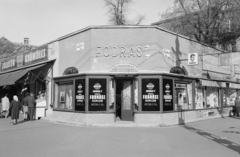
[0,115,240,157]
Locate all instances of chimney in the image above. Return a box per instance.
[24,37,29,45]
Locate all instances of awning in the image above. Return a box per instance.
[0,64,46,87]
[201,80,219,87]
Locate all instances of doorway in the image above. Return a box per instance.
[115,78,134,121]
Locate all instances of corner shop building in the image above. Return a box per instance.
[47,26,240,125]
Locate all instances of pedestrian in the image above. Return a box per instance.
[234,96,240,117]
[1,94,10,117]
[26,92,36,121]
[9,95,22,125]
[23,92,30,120]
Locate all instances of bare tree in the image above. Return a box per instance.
[159,0,240,51]
[103,0,145,25]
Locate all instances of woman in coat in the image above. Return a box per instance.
[9,95,22,125]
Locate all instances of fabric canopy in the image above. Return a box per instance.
[201,80,219,87]
[0,64,46,87]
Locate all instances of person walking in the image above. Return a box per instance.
[22,92,30,120]
[26,92,36,121]
[9,95,22,125]
[1,94,10,116]
[234,96,240,117]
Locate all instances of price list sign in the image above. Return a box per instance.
[89,79,107,111]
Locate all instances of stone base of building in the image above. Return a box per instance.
[50,107,233,127]
[52,111,115,125]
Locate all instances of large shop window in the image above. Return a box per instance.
[75,79,85,111]
[195,82,204,109]
[142,78,160,111]
[206,87,219,108]
[57,83,73,110]
[89,78,107,111]
[175,82,193,110]
[226,89,237,106]
[163,79,173,111]
[35,79,46,98]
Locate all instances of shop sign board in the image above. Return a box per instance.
[96,45,151,58]
[89,79,107,111]
[0,45,48,72]
[234,65,240,74]
[188,53,199,65]
[24,46,48,65]
[163,79,173,111]
[203,55,230,74]
[229,83,240,89]
[75,79,85,111]
[175,83,186,88]
[219,52,240,66]
[142,78,159,111]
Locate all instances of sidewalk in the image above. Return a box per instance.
[1,114,240,157]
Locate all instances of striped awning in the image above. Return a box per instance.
[0,64,46,86]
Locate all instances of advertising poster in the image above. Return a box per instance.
[60,91,65,102]
[163,79,173,111]
[75,79,85,111]
[188,53,199,65]
[89,79,106,111]
[142,79,159,111]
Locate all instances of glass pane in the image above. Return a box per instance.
[175,84,187,110]
[175,82,193,110]
[109,79,114,112]
[206,87,218,108]
[65,85,73,110]
[223,89,226,107]
[187,83,193,109]
[134,79,138,111]
[195,85,204,109]
[227,89,237,106]
[54,83,58,108]
[58,83,73,110]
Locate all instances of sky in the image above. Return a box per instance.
[0,0,174,46]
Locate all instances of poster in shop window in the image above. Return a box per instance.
[142,79,160,111]
[89,79,107,111]
[163,79,173,111]
[75,79,85,111]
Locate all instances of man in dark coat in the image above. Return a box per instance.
[26,92,36,121]
[235,96,240,117]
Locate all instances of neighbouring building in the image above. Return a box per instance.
[1,26,240,126]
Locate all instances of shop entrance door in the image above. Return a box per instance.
[115,78,133,121]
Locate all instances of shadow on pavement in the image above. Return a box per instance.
[229,116,240,120]
[178,109,185,125]
[181,125,240,154]
[17,120,29,124]
[0,115,5,118]
[223,131,240,134]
